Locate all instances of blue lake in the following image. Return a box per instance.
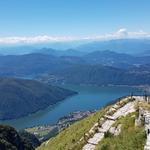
[0,85,142,129]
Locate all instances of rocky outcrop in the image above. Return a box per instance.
[0,125,34,150]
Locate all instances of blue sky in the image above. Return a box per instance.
[0,0,150,44]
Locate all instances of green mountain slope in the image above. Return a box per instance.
[0,78,76,120]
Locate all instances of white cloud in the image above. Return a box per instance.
[84,28,150,41]
[116,28,128,37]
[0,29,150,45]
[0,36,77,45]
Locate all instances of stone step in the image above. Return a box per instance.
[146,141,150,146]
[82,143,95,150]
[82,101,136,150]
[104,115,115,120]
[98,128,107,133]
[88,133,104,145]
[144,145,150,150]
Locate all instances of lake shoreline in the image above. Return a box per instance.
[0,85,143,129]
[0,92,77,121]
[25,110,95,142]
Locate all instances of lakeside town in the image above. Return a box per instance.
[25,111,95,142]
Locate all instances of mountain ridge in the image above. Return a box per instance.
[0,78,76,120]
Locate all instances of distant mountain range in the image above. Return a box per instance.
[34,48,86,57]
[0,49,150,86]
[0,78,76,120]
[0,53,85,77]
[0,50,149,76]
[0,39,150,55]
[39,64,150,86]
[77,39,150,54]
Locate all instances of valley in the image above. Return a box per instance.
[0,48,149,150]
[0,84,142,129]
[1,1,150,149]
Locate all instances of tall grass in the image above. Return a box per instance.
[37,107,109,150]
[95,113,146,150]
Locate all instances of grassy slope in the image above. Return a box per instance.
[37,107,109,150]
[37,102,147,150]
[95,113,146,150]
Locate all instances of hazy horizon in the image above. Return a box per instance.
[0,0,150,46]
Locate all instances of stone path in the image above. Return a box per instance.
[88,133,104,145]
[144,134,150,150]
[144,111,150,150]
[82,101,136,150]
